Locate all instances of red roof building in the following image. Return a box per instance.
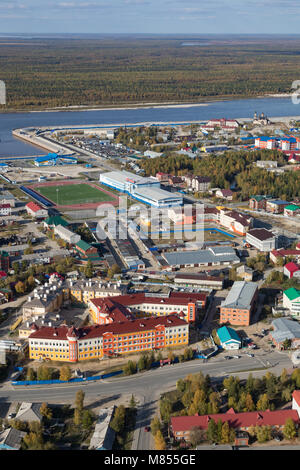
[284,262,300,279]
[170,408,300,442]
[25,201,48,218]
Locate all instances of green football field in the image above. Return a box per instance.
[36,183,115,205]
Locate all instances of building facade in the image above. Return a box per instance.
[220,281,258,326]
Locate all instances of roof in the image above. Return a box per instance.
[284,287,300,301]
[247,228,275,241]
[26,201,44,213]
[163,247,239,267]
[16,402,43,422]
[221,281,257,310]
[292,390,300,407]
[45,215,68,227]
[217,326,241,344]
[285,204,300,211]
[271,249,300,259]
[28,314,188,340]
[284,262,299,274]
[267,200,289,206]
[75,239,93,251]
[171,409,299,433]
[271,318,300,343]
[89,406,115,450]
[0,427,26,450]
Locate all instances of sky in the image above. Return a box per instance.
[1,0,300,35]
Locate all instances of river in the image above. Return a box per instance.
[1,96,300,157]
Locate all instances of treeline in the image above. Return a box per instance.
[2,37,300,109]
[140,149,288,195]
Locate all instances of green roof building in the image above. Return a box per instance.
[283,288,300,318]
[44,215,68,228]
[217,325,241,350]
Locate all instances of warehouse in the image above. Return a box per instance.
[162,246,240,269]
[54,225,81,245]
[99,170,182,208]
[174,273,224,290]
[270,317,300,349]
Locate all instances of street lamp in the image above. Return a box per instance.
[56,188,59,206]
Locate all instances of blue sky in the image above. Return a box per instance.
[1,0,300,34]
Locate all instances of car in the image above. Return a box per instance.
[232,355,240,359]
[224,356,232,360]
[144,426,151,432]
[246,353,254,357]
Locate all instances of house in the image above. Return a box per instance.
[283,288,300,318]
[191,176,211,192]
[220,281,258,326]
[74,240,100,263]
[292,391,300,417]
[0,204,11,216]
[245,228,276,252]
[270,248,300,265]
[217,326,242,350]
[266,200,289,214]
[288,153,300,164]
[270,318,300,349]
[215,189,233,201]
[89,406,116,450]
[256,160,278,168]
[156,172,171,182]
[15,402,43,422]
[284,262,300,279]
[0,191,16,208]
[0,427,26,450]
[249,195,270,211]
[25,201,48,219]
[170,408,299,443]
[236,265,254,281]
[284,204,300,217]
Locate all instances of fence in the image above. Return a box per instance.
[11,369,123,386]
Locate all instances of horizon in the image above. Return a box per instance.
[1,0,300,35]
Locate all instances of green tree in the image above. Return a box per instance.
[75,390,85,412]
[26,368,35,381]
[39,403,52,420]
[255,425,271,443]
[150,416,162,436]
[283,418,297,440]
[84,259,94,279]
[82,409,93,429]
[36,365,51,381]
[256,394,270,412]
[110,405,126,433]
[59,365,72,382]
[73,407,82,426]
[15,281,26,294]
[154,429,166,450]
[206,419,218,443]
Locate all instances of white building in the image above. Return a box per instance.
[25,201,48,219]
[246,228,276,252]
[54,225,81,245]
[219,209,252,236]
[283,288,300,317]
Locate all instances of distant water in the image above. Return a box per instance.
[1,96,300,157]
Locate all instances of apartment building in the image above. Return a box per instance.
[89,291,207,325]
[28,315,189,362]
[220,281,258,326]
[219,209,252,236]
[68,279,127,305]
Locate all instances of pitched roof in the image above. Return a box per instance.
[221,281,257,310]
[284,287,300,301]
[292,390,300,407]
[45,215,68,227]
[217,326,241,344]
[284,262,299,274]
[171,409,299,432]
[26,201,43,213]
[75,239,92,251]
[0,427,26,450]
[247,228,275,241]
[285,204,300,211]
[271,318,300,343]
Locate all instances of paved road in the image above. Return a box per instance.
[0,350,292,450]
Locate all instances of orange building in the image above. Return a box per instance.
[220,281,258,326]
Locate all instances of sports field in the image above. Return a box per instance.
[36,183,115,206]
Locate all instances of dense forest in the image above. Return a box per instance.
[139,149,300,200]
[1,36,300,109]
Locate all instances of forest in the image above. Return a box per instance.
[139,149,300,200]
[2,35,300,109]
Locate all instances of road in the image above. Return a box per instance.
[0,349,292,450]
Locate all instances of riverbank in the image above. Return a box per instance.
[0,92,293,115]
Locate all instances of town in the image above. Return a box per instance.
[0,109,299,452]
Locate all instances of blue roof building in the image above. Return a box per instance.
[217,326,241,350]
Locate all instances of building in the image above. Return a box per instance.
[43,215,68,229]
[0,191,16,208]
[284,204,300,217]
[25,201,48,219]
[74,240,100,262]
[162,246,240,270]
[100,170,183,208]
[254,136,276,149]
[284,262,300,279]
[270,248,300,265]
[68,279,127,305]
[0,428,26,450]
[217,325,242,350]
[220,281,258,326]
[219,209,252,236]
[89,406,116,450]
[0,204,11,216]
[283,288,300,317]
[292,391,300,417]
[236,265,254,282]
[256,160,278,168]
[15,402,43,423]
[249,195,270,211]
[191,176,211,192]
[168,206,196,225]
[206,118,239,129]
[174,273,224,290]
[89,291,207,325]
[34,153,78,167]
[215,189,233,201]
[270,318,300,349]
[266,200,289,214]
[28,315,189,362]
[0,250,10,272]
[170,408,299,443]
[245,228,276,252]
[54,225,81,245]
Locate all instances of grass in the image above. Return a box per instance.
[36,183,115,206]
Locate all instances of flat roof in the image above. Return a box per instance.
[221,281,257,310]
[101,170,155,186]
[163,247,239,266]
[133,186,183,203]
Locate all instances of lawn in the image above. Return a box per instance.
[36,183,115,205]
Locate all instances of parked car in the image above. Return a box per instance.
[144,426,151,432]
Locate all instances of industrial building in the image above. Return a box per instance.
[34,153,78,167]
[54,225,81,245]
[25,201,48,219]
[220,281,258,326]
[270,317,300,349]
[245,228,276,252]
[162,246,240,270]
[99,170,183,208]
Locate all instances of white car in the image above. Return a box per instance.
[246,353,254,357]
